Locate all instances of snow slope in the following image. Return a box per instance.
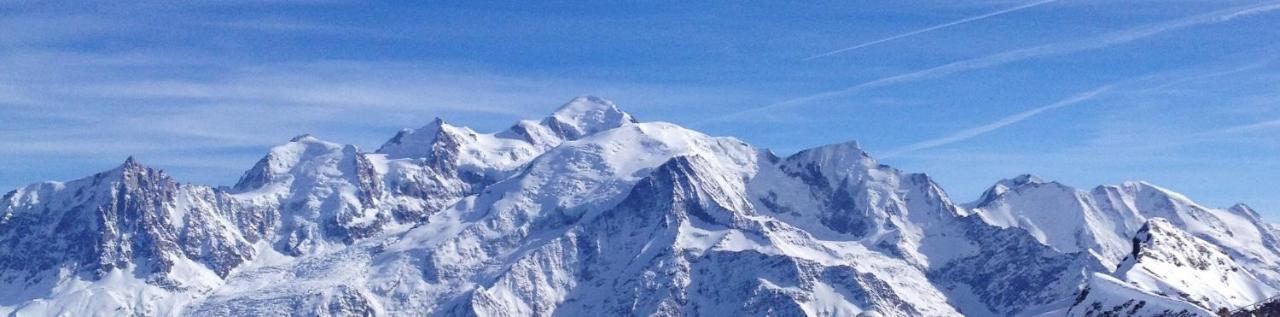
[1113,218,1274,310]
[970,175,1138,267]
[1067,273,1214,317]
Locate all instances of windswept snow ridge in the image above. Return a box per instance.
[0,96,1275,316]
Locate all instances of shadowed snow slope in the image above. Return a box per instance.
[0,96,1276,316]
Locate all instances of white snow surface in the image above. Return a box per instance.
[1067,273,1215,317]
[1113,218,1275,310]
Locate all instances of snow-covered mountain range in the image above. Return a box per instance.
[2,96,1277,316]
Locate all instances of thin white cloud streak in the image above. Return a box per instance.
[804,0,1060,60]
[1201,119,1280,136]
[705,1,1280,125]
[1136,60,1272,93]
[0,50,781,189]
[879,84,1116,158]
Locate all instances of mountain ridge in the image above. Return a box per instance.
[1,96,1276,316]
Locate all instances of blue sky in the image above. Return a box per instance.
[2,1,1279,219]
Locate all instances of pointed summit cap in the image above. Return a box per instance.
[1229,203,1262,218]
[542,96,637,140]
[784,140,875,169]
[290,134,319,142]
[376,116,476,159]
[97,155,157,183]
[118,155,148,171]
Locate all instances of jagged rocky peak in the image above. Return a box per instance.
[103,156,157,180]
[82,156,176,198]
[1067,217,1265,316]
[1115,218,1277,311]
[1125,218,1223,269]
[542,95,637,140]
[0,155,255,282]
[121,155,142,169]
[3,156,164,211]
[376,117,477,160]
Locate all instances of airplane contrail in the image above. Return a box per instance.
[804,0,1060,61]
[701,1,1280,125]
[1201,119,1280,136]
[1138,60,1271,92]
[878,84,1115,158]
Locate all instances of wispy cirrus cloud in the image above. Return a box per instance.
[1200,119,1280,136]
[708,1,1280,124]
[879,83,1116,158]
[877,56,1280,159]
[804,0,1060,60]
[204,17,385,37]
[0,49,772,186]
[1135,60,1272,94]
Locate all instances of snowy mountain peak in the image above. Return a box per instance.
[1004,174,1046,186]
[378,116,479,155]
[764,140,885,206]
[782,141,874,171]
[115,155,149,174]
[89,156,169,189]
[974,174,1055,207]
[1127,218,1216,265]
[290,133,318,142]
[285,133,345,146]
[1229,203,1262,219]
[542,95,637,140]
[795,139,865,156]
[991,174,1061,193]
[1068,217,1273,316]
[1090,181,1222,230]
[966,174,1138,264]
[1112,218,1276,311]
[0,152,254,287]
[1110,181,1198,204]
[234,134,358,191]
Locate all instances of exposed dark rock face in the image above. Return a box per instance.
[1233,296,1280,317]
[0,158,254,284]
